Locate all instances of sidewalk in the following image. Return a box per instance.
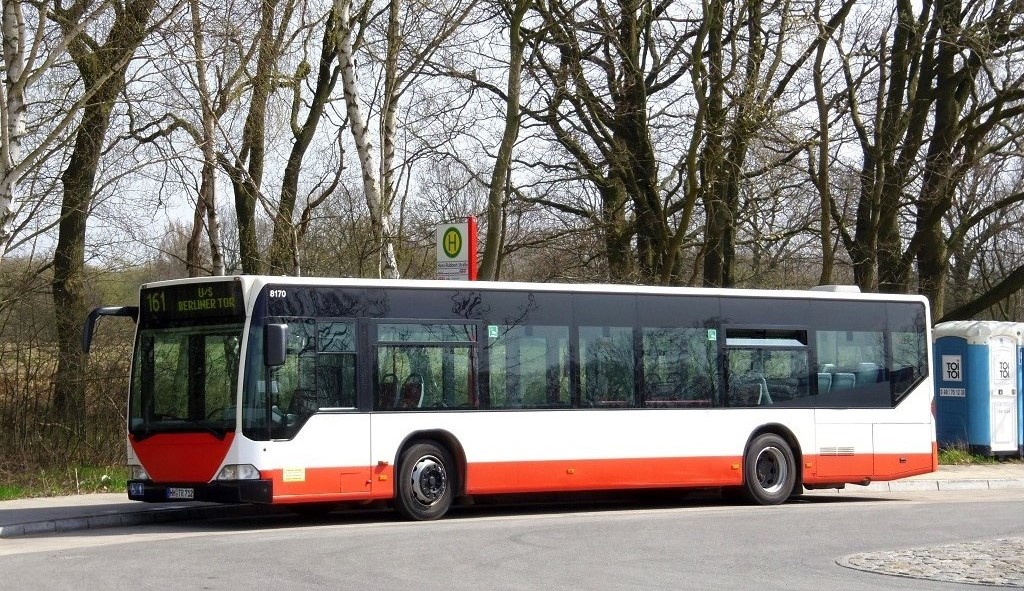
[1,464,1023,539]
[861,462,1024,492]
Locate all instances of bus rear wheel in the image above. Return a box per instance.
[742,433,796,505]
[395,442,455,521]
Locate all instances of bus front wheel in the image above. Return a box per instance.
[742,433,796,505]
[394,441,455,521]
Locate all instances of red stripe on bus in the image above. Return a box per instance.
[465,456,744,494]
[263,451,936,503]
[264,457,746,502]
[803,452,934,483]
[131,432,234,483]
[262,466,391,503]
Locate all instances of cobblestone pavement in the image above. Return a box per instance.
[839,537,1024,587]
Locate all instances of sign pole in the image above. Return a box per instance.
[467,216,478,281]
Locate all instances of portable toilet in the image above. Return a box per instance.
[932,321,1022,457]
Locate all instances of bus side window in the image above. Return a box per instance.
[377,345,475,410]
[488,325,569,409]
[579,326,635,408]
[375,323,479,410]
[641,327,715,408]
[724,329,809,407]
[726,349,764,407]
[317,321,356,408]
[813,329,888,407]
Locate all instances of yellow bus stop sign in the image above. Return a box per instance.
[435,218,477,280]
[442,227,462,259]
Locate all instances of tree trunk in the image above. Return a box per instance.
[336,0,399,279]
[812,4,834,285]
[700,0,728,287]
[940,262,1024,322]
[269,7,340,275]
[226,0,283,275]
[479,0,528,281]
[51,0,157,433]
[0,0,28,261]
[187,0,223,276]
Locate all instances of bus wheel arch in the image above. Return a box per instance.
[393,431,465,520]
[741,425,802,505]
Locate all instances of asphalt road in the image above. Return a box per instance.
[2,489,1023,590]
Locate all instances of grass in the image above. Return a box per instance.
[0,465,128,500]
[0,484,28,500]
[938,446,1009,465]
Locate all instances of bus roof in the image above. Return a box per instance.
[139,275,930,305]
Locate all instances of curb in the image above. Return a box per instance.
[806,478,1024,494]
[0,503,270,539]
[3,479,1023,539]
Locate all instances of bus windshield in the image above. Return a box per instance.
[129,322,243,439]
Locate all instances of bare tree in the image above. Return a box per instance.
[836,0,1024,317]
[335,0,398,278]
[184,0,226,276]
[268,4,344,275]
[219,0,300,274]
[49,0,161,430]
[518,0,697,283]
[334,0,477,279]
[698,0,856,287]
[478,0,528,281]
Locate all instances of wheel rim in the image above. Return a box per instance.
[754,446,788,494]
[410,455,447,506]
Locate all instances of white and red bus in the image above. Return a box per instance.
[85,276,936,520]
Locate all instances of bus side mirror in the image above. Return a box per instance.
[82,306,139,353]
[265,324,288,367]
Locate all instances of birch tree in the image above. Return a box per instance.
[0,0,112,261]
[335,0,398,278]
[184,0,226,276]
[0,0,33,259]
[333,0,478,279]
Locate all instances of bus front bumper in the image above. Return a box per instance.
[127,479,273,504]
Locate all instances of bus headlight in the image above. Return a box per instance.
[216,464,261,480]
[128,464,149,480]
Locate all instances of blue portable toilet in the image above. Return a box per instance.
[932,321,1022,457]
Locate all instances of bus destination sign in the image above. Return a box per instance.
[140,280,245,325]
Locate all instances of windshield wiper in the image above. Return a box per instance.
[185,419,228,440]
[132,417,227,440]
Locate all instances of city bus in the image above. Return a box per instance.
[84,276,936,520]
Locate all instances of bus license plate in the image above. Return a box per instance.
[167,487,194,500]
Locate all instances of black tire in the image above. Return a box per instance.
[742,433,796,505]
[394,441,455,521]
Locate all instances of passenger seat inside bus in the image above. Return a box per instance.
[378,373,398,410]
[731,375,772,406]
[832,372,856,390]
[398,374,424,409]
[754,375,772,405]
